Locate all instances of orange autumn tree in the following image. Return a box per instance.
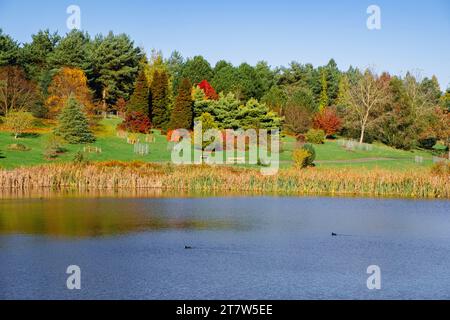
[46,67,94,118]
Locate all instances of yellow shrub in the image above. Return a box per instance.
[292,149,311,169]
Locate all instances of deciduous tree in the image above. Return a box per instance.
[0,66,39,116]
[46,67,94,118]
[4,111,35,139]
[343,69,390,143]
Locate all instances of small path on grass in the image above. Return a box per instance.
[315,157,399,164]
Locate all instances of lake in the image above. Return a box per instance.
[0,194,449,299]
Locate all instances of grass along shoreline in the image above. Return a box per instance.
[0,162,448,199]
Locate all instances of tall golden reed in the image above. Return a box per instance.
[0,162,448,198]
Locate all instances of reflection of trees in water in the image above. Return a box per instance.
[0,188,256,200]
[0,198,234,237]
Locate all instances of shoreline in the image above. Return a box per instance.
[1,162,448,199]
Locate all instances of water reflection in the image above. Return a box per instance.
[0,198,235,238]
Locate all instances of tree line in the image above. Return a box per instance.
[0,28,448,152]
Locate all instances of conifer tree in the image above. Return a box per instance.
[150,70,170,129]
[170,78,193,130]
[54,95,96,144]
[319,69,329,111]
[127,69,150,115]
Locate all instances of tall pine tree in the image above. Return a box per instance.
[150,70,170,129]
[54,95,95,144]
[170,78,193,130]
[127,69,150,115]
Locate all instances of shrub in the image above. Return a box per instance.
[302,143,316,166]
[306,128,325,144]
[430,162,450,176]
[292,143,316,169]
[292,149,311,169]
[7,143,30,151]
[313,107,342,137]
[418,137,438,150]
[118,111,151,134]
[44,135,67,159]
[73,151,89,165]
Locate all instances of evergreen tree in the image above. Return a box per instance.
[170,78,193,130]
[20,30,60,86]
[181,56,213,86]
[127,69,150,115]
[336,74,350,107]
[324,59,341,105]
[167,50,184,94]
[319,69,329,111]
[48,30,90,71]
[89,32,142,111]
[54,95,95,144]
[0,29,20,66]
[150,70,170,129]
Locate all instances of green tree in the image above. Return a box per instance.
[54,95,96,144]
[261,85,287,115]
[181,56,213,86]
[167,50,184,94]
[236,63,263,101]
[324,59,341,105]
[48,30,90,71]
[237,98,282,130]
[20,30,60,84]
[150,70,170,129]
[283,86,316,134]
[194,92,241,129]
[254,61,275,98]
[4,111,35,139]
[89,32,142,111]
[421,75,442,106]
[0,29,19,66]
[211,64,239,96]
[336,74,350,108]
[441,88,450,111]
[194,112,219,149]
[127,69,150,115]
[319,69,329,111]
[170,78,193,130]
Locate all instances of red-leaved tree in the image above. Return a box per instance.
[118,111,151,133]
[198,80,218,100]
[313,107,342,137]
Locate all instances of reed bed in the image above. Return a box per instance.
[0,162,448,198]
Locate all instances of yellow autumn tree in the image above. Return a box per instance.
[46,67,94,118]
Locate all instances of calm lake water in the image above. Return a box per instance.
[0,195,449,300]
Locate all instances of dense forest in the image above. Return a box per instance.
[0,29,449,152]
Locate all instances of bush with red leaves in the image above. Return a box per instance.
[198,80,219,100]
[313,107,342,137]
[118,111,151,133]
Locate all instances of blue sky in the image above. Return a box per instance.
[1,0,449,89]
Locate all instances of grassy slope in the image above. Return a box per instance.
[0,118,436,170]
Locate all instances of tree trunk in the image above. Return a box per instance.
[102,88,107,113]
[359,125,365,144]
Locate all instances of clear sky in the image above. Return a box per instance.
[0,0,449,89]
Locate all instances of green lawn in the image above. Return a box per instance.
[0,118,437,171]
